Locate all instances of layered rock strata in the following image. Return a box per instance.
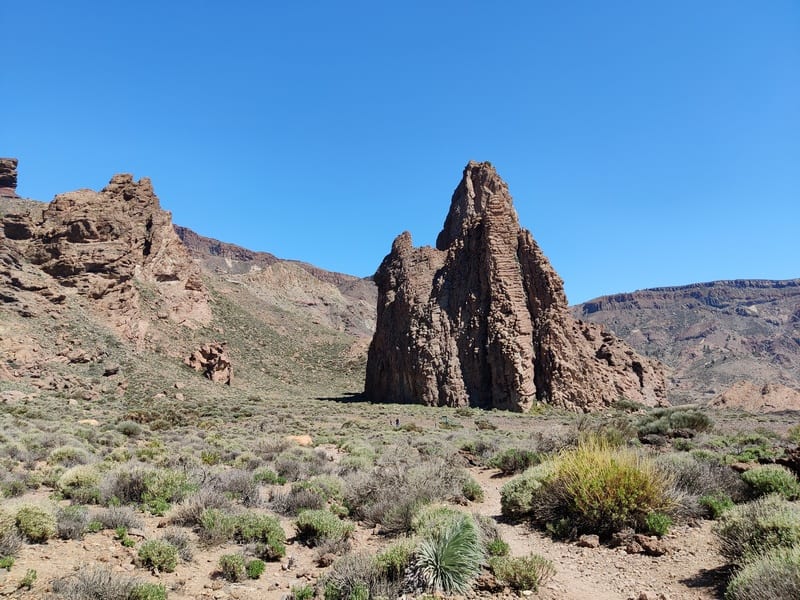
[1,173,210,339]
[365,161,667,411]
[0,158,18,196]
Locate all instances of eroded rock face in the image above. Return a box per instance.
[365,161,667,411]
[184,342,232,384]
[0,158,18,196]
[1,173,210,339]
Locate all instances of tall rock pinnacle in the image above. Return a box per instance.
[365,161,667,411]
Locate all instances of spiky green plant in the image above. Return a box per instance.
[410,515,483,594]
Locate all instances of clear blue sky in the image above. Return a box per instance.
[4,1,798,304]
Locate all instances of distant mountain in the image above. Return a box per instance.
[572,279,800,404]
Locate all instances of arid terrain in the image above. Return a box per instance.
[1,159,799,599]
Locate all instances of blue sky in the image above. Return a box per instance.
[4,1,798,304]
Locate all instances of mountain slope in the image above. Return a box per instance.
[572,279,800,403]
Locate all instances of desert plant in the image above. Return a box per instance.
[58,465,102,504]
[95,506,143,530]
[538,437,676,536]
[713,494,800,565]
[461,477,484,502]
[137,539,178,573]
[0,556,13,569]
[637,406,712,438]
[56,504,91,540]
[212,468,261,507]
[411,505,465,538]
[129,583,167,600]
[246,558,265,579]
[51,565,140,599]
[291,584,315,600]
[219,553,246,582]
[18,568,36,590]
[725,544,800,600]
[0,509,22,558]
[489,553,556,592]
[489,448,541,474]
[233,511,286,559]
[408,514,483,594]
[487,538,510,556]
[15,505,56,543]
[295,509,353,546]
[198,508,237,545]
[375,540,414,581]
[116,420,143,438]
[253,467,286,485]
[167,488,230,526]
[741,465,800,500]
[322,552,389,600]
[499,461,556,520]
[161,527,193,561]
[699,493,735,519]
[644,512,672,536]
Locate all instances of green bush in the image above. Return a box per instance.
[637,406,712,438]
[461,477,484,502]
[0,557,13,569]
[489,448,541,475]
[644,512,672,537]
[15,505,56,543]
[142,469,196,515]
[713,494,800,565]
[233,511,286,560]
[198,508,237,545]
[58,465,101,504]
[19,568,36,590]
[409,514,483,594]
[411,505,465,538]
[741,465,800,500]
[245,558,265,579]
[291,584,315,600]
[499,461,555,520]
[539,437,675,536]
[129,582,167,600]
[487,538,510,556]
[699,493,735,519]
[219,553,246,582]
[725,544,800,600]
[137,539,178,573]
[375,541,414,580]
[489,553,556,592]
[253,468,286,485]
[295,510,354,546]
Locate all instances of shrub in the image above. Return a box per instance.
[713,494,800,565]
[499,461,556,520]
[461,477,484,502]
[95,506,143,530]
[129,583,167,600]
[233,511,286,559]
[212,469,260,507]
[167,488,230,527]
[411,505,465,538]
[487,538,510,556]
[408,514,483,594]
[291,584,315,600]
[246,558,265,579]
[15,505,56,543]
[489,553,556,592]
[219,553,246,582]
[375,540,414,580]
[741,465,800,500]
[699,493,735,519]
[0,557,13,569]
[19,568,36,590]
[58,465,101,504]
[538,438,675,536]
[657,452,748,503]
[49,565,150,599]
[48,445,91,467]
[198,508,237,545]
[161,527,193,561]
[137,539,178,573]
[295,510,353,546]
[274,447,332,482]
[489,448,541,475]
[253,467,286,485]
[142,468,196,515]
[0,509,22,558]
[644,512,672,536]
[117,421,143,438]
[56,505,91,540]
[322,552,389,600]
[725,544,800,600]
[637,407,712,438]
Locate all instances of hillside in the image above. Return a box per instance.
[573,279,800,404]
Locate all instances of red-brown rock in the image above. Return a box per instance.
[0,157,18,197]
[184,342,232,385]
[365,161,667,411]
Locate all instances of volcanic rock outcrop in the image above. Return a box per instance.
[184,342,232,385]
[1,173,210,339]
[365,161,667,411]
[0,158,18,196]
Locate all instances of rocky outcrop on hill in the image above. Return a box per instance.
[1,173,210,339]
[573,279,800,403]
[710,381,800,412]
[185,342,232,384]
[0,158,18,197]
[365,161,667,412]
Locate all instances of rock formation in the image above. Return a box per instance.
[365,161,667,412]
[0,158,18,196]
[710,380,800,412]
[184,342,232,384]
[1,173,210,339]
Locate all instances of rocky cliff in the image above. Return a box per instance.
[365,161,667,411]
[1,173,210,341]
[0,158,18,197]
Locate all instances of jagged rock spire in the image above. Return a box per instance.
[365,161,667,411]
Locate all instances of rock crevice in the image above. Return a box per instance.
[365,161,667,411]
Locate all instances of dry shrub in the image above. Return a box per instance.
[167,488,231,527]
[726,545,800,600]
[95,506,143,530]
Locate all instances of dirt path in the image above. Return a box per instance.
[469,467,727,600]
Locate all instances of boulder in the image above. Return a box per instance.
[184,342,232,385]
[365,161,667,411]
